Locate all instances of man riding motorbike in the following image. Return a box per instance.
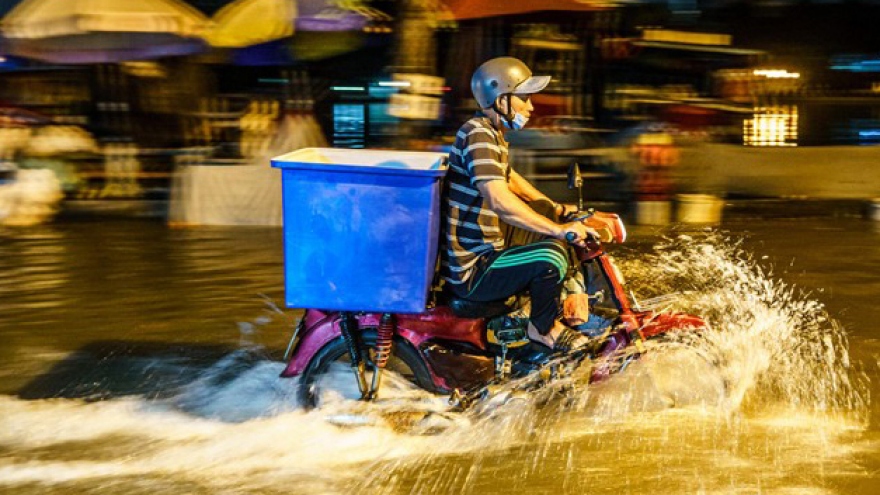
[439,56,598,354]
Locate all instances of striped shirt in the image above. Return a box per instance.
[440,115,510,286]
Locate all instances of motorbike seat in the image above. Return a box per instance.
[445,293,521,319]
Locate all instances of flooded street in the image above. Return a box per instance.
[1,211,878,494]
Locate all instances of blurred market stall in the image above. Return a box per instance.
[169,0,375,226]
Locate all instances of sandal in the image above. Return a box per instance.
[528,326,590,354]
[551,327,590,354]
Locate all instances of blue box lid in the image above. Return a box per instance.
[271,148,447,178]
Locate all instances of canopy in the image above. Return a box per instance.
[444,0,609,20]
[204,0,296,48]
[203,0,370,49]
[296,0,370,32]
[0,0,210,63]
[228,0,375,65]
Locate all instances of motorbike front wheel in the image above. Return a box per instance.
[297,330,436,409]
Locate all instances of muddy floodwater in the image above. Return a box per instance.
[1,211,878,494]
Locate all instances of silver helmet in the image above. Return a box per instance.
[470,57,551,109]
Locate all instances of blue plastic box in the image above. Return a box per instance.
[271,148,448,313]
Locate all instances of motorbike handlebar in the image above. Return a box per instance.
[561,207,626,245]
[565,230,598,245]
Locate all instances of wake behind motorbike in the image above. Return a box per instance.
[275,157,708,412]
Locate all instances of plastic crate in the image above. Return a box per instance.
[271,148,447,313]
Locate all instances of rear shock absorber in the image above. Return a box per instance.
[367,313,395,400]
[339,312,368,398]
[374,313,395,368]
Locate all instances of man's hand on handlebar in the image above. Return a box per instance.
[555,202,577,221]
[559,221,599,248]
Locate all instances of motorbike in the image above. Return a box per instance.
[280,164,707,411]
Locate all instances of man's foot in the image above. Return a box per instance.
[552,327,591,353]
[572,313,613,338]
[527,322,589,354]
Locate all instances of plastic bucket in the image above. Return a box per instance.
[676,194,724,224]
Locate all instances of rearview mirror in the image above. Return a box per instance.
[567,162,582,190]
[567,161,585,212]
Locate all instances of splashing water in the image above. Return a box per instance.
[621,232,870,418]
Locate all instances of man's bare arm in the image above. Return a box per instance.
[508,169,548,202]
[479,179,594,246]
[507,169,566,216]
[478,180,563,238]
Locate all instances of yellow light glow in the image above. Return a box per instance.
[744,105,798,147]
[753,69,801,79]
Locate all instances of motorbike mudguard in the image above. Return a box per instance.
[584,211,626,244]
[281,310,341,377]
[635,311,707,338]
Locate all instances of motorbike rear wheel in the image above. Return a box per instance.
[298,329,436,409]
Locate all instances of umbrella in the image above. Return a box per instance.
[229,0,377,65]
[444,0,609,20]
[0,0,210,64]
[296,0,376,32]
[204,0,374,50]
[204,0,296,48]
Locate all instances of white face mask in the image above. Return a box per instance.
[503,111,529,131]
